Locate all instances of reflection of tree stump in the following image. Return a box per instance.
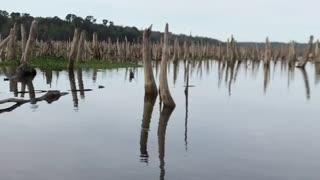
[140,95,157,164]
[158,106,175,180]
[0,76,68,115]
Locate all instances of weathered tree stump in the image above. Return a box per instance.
[297,35,314,68]
[143,25,158,97]
[159,24,175,108]
[68,28,80,69]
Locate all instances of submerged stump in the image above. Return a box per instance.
[143,25,158,97]
[159,24,175,108]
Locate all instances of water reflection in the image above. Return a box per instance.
[139,95,157,164]
[0,74,67,114]
[158,106,175,180]
[299,68,310,99]
[77,69,85,99]
[315,63,320,84]
[68,69,79,108]
[0,60,319,180]
[184,60,190,152]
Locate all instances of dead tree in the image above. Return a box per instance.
[6,24,17,60]
[183,40,189,60]
[264,37,271,65]
[314,40,320,63]
[92,32,101,59]
[68,28,80,69]
[288,41,297,67]
[21,20,38,64]
[297,35,314,68]
[76,30,86,62]
[159,24,175,108]
[143,25,158,97]
[21,24,27,57]
[0,35,11,50]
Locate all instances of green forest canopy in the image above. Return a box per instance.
[0,10,220,44]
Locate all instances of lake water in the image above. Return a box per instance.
[0,60,320,180]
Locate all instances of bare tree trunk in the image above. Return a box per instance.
[314,40,320,63]
[21,24,27,57]
[183,40,188,60]
[297,35,314,68]
[92,32,100,59]
[6,24,17,60]
[76,30,86,62]
[288,41,296,67]
[264,37,271,65]
[159,24,175,108]
[21,20,38,64]
[143,25,158,97]
[0,35,11,50]
[68,28,80,69]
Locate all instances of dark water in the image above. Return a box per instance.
[0,60,320,180]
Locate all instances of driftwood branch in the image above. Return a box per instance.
[0,91,68,114]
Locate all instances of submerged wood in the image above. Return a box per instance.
[0,90,68,114]
[297,35,314,68]
[159,24,175,108]
[143,25,158,97]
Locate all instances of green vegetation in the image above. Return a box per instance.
[0,57,140,71]
[0,10,219,44]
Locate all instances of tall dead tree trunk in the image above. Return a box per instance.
[68,28,80,69]
[76,30,86,62]
[264,37,271,65]
[159,24,176,108]
[183,41,188,60]
[143,25,158,97]
[21,20,38,64]
[297,35,314,68]
[92,32,100,59]
[288,41,296,67]
[0,35,11,50]
[6,24,17,60]
[314,40,320,63]
[21,24,27,57]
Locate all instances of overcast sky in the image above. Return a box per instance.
[2,0,319,42]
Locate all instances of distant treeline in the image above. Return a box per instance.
[0,10,219,44]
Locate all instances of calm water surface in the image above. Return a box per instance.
[0,60,320,180]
